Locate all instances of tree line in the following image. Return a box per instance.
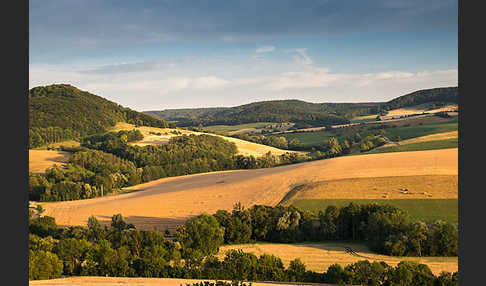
[28,209,458,285]
[184,203,457,257]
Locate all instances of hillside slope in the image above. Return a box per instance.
[41,148,457,231]
[29,84,172,148]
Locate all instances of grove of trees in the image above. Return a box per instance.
[28,207,458,285]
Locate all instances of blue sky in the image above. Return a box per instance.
[29,0,458,111]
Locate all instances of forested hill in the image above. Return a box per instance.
[381,86,458,111]
[145,86,458,127]
[145,100,382,127]
[29,84,172,148]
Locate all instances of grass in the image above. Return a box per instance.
[383,121,458,141]
[292,199,458,224]
[269,118,458,150]
[363,138,458,154]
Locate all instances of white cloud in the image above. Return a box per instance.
[255,46,276,53]
[288,48,314,66]
[29,60,457,110]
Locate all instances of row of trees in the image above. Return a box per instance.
[29,127,81,148]
[230,134,301,150]
[28,212,458,285]
[178,203,458,257]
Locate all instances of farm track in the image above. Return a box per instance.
[40,148,457,231]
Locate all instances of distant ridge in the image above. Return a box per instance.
[145,86,458,127]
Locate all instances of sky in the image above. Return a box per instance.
[29,0,458,111]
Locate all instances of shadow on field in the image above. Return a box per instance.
[77,215,189,233]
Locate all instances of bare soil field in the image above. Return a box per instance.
[219,242,458,276]
[40,148,457,232]
[279,175,458,205]
[110,122,294,157]
[29,276,334,286]
[29,150,71,174]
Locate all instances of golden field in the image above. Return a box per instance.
[110,122,294,157]
[219,242,458,276]
[385,105,458,117]
[279,175,458,205]
[40,148,457,232]
[29,150,71,174]
[29,276,331,286]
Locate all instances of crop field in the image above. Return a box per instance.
[279,175,458,203]
[29,150,72,174]
[385,104,457,117]
[28,277,310,286]
[365,139,458,154]
[40,148,457,231]
[218,242,458,276]
[292,199,458,223]
[383,121,458,142]
[110,122,294,157]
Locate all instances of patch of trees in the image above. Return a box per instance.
[28,213,458,285]
[29,126,81,148]
[193,203,458,257]
[29,84,173,147]
[30,130,312,202]
[28,148,142,201]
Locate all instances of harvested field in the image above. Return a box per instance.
[40,148,457,231]
[279,175,458,205]
[385,105,457,117]
[28,276,332,286]
[110,122,293,157]
[380,131,458,149]
[218,242,458,276]
[29,150,71,174]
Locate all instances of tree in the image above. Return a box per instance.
[354,133,362,143]
[287,258,306,282]
[177,214,225,257]
[87,216,105,243]
[54,238,91,275]
[29,250,64,280]
[325,137,342,157]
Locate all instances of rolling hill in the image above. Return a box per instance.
[40,148,457,231]
[145,87,458,127]
[29,84,173,148]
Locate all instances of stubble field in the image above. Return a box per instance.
[40,148,457,232]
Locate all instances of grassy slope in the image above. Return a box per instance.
[292,199,458,224]
[363,138,458,154]
[271,119,457,149]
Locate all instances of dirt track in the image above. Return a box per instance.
[41,148,458,231]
